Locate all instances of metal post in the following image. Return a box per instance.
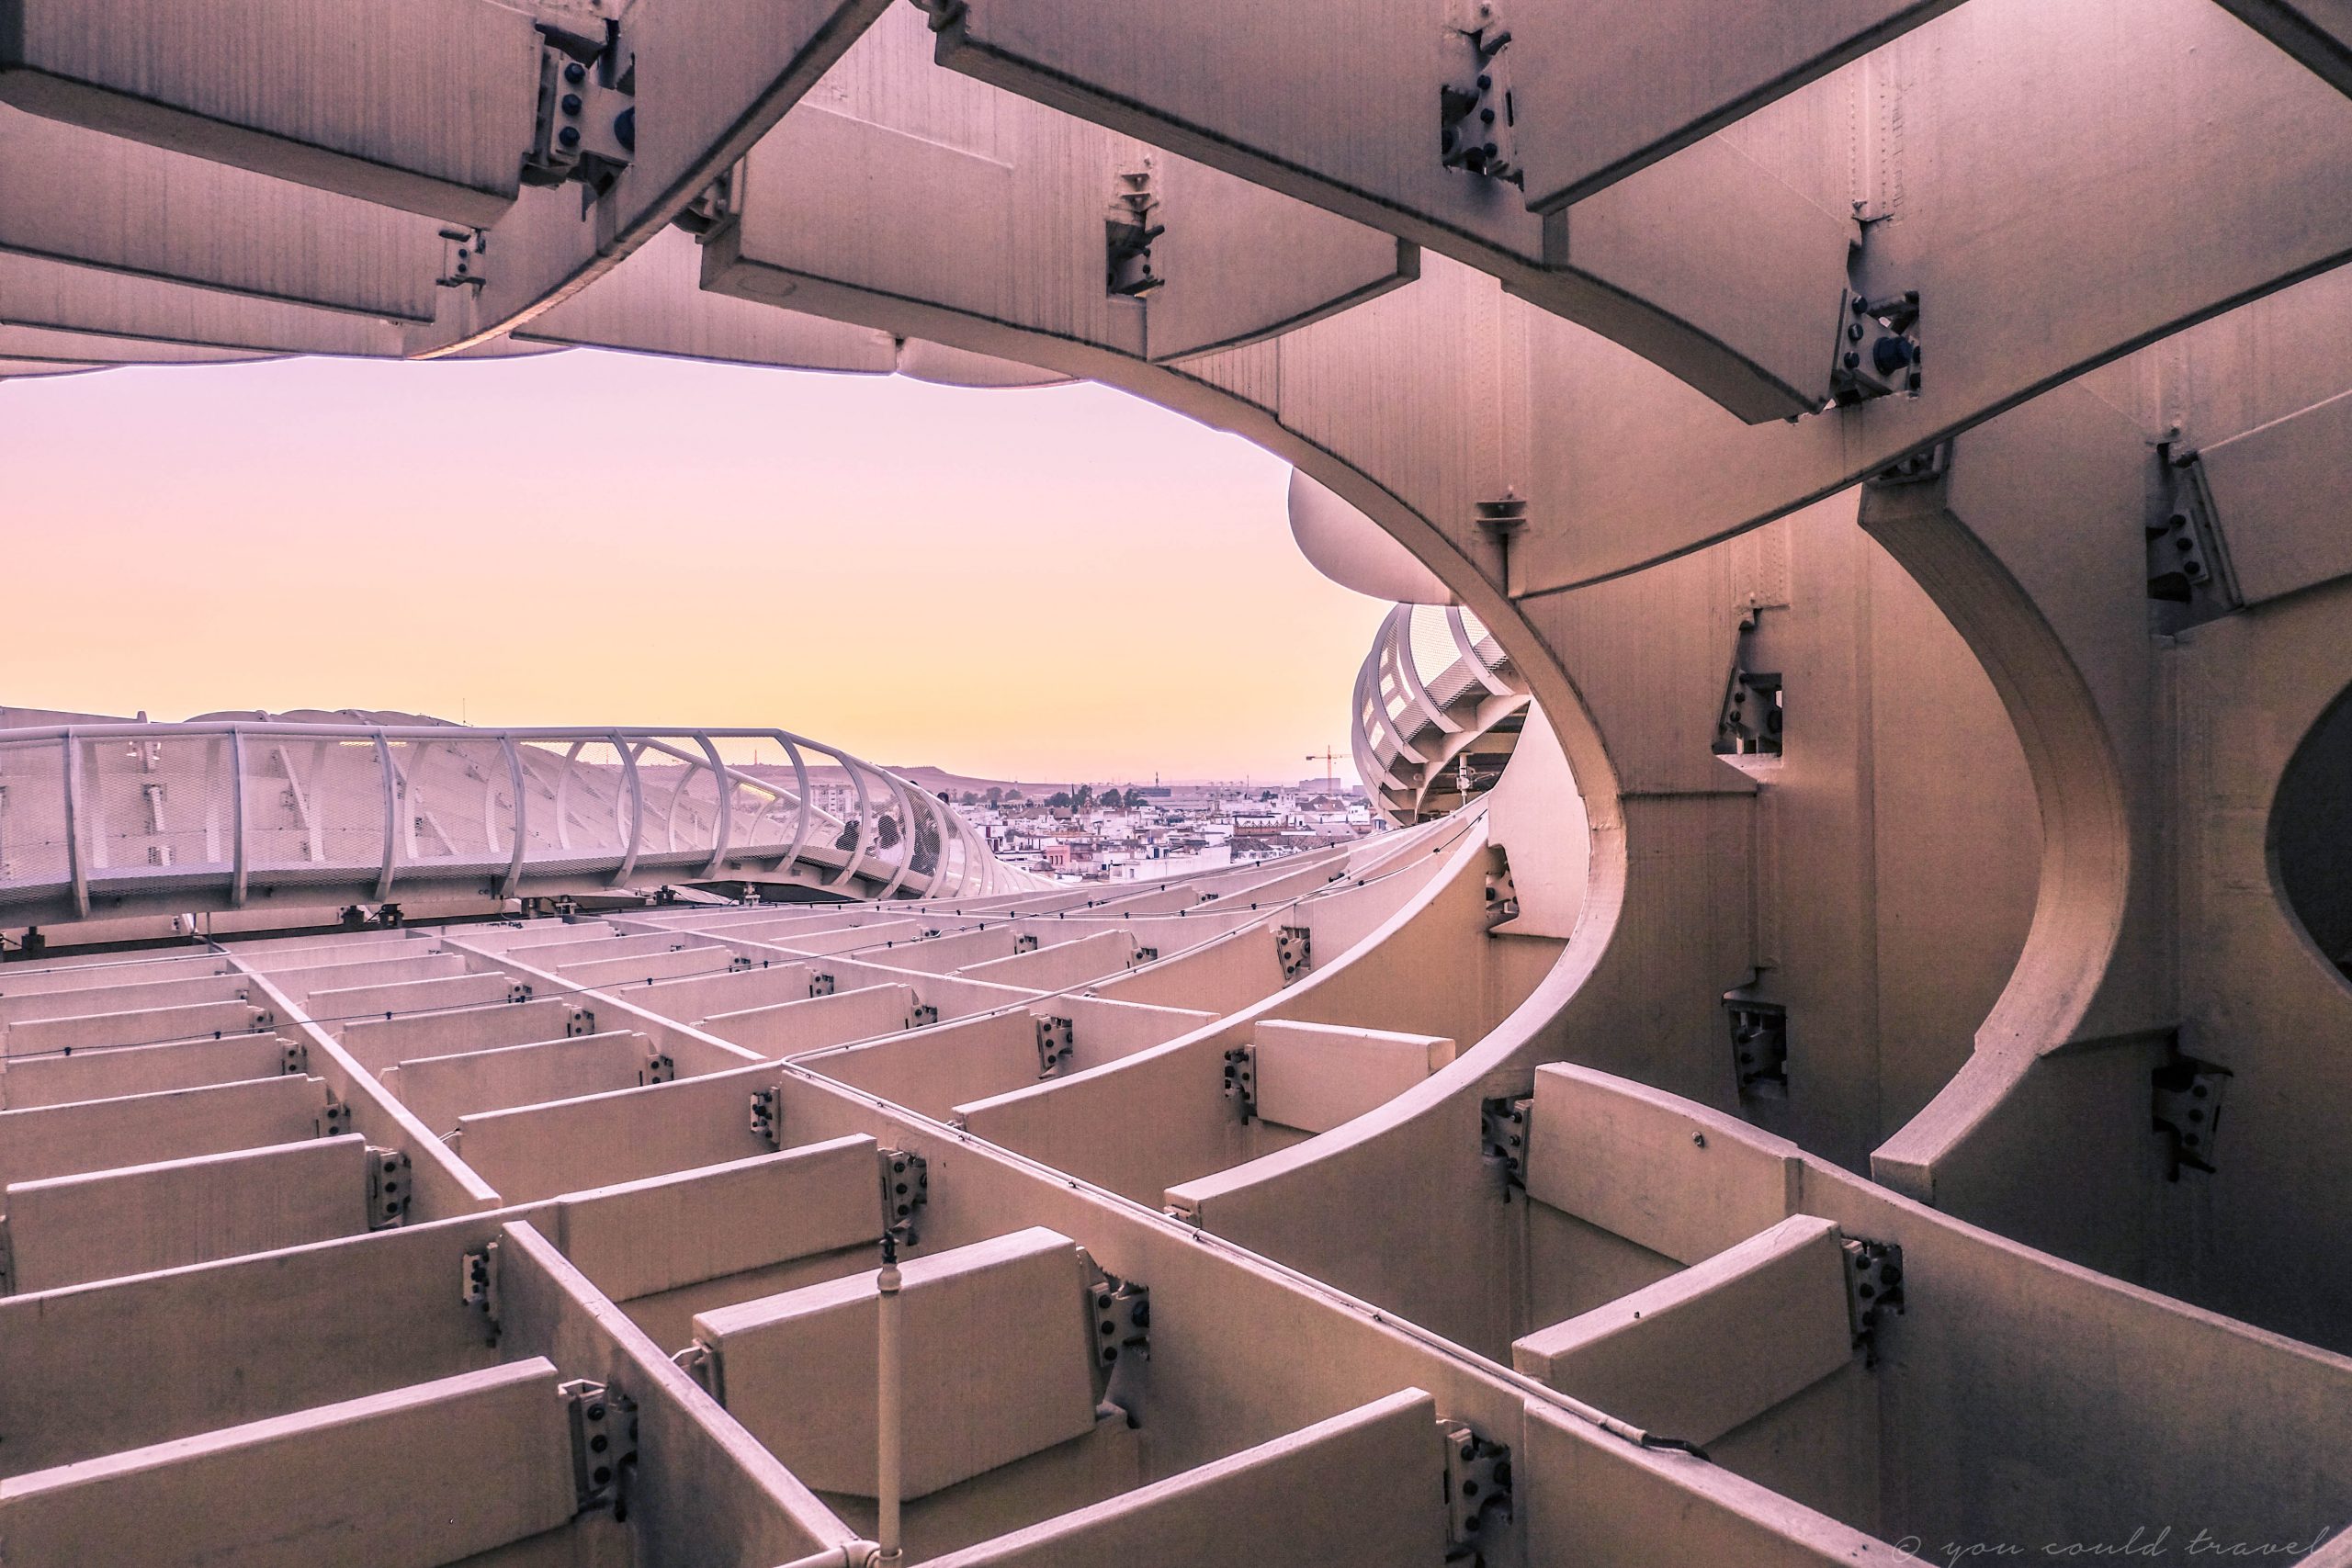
[876,1231,905,1568]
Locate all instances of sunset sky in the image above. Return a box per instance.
[0,349,1387,785]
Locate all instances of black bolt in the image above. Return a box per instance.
[1463,1481,1480,1497]
[565,61,586,84]
[586,1404,606,1421]
[1845,351,1861,369]
[590,1434,609,1453]
[1848,321,1864,342]
[559,126,581,147]
[593,1465,612,1486]
[561,92,582,116]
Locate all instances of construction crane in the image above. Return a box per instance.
[1305,746,1345,787]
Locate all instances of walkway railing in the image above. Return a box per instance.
[0,719,1036,924]
[1351,604,1529,826]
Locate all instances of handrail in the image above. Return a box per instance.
[0,718,1036,919]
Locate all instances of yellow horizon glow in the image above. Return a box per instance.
[0,350,1387,786]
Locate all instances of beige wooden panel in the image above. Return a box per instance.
[0,1072,327,1187]
[957,931,1137,990]
[510,930,713,964]
[0,1359,575,1568]
[922,1389,1445,1568]
[413,0,891,352]
[1251,1021,1456,1135]
[1090,925,1285,1015]
[0,953,229,996]
[701,985,919,1055]
[708,6,1406,367]
[938,0,1845,419]
[0,0,536,221]
[1513,1215,1854,1444]
[626,962,819,1020]
[0,1032,293,1110]
[453,1070,775,1203]
[695,1226,1097,1498]
[268,953,470,1002]
[807,1012,1039,1122]
[3,998,267,1056]
[0,108,448,321]
[519,226,900,371]
[557,1133,879,1301]
[1521,1398,1915,1565]
[2198,387,2352,607]
[6,1134,370,1292]
[555,945,737,989]
[305,970,519,1021]
[383,1030,655,1135]
[1523,1064,1802,1264]
[0,971,245,1025]
[765,919,926,957]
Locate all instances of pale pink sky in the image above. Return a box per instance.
[0,350,1386,784]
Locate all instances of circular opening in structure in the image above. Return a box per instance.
[2272,686,2352,988]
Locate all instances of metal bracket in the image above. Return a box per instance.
[908,1002,940,1029]
[565,1006,596,1036]
[321,1095,354,1139]
[435,227,488,290]
[1277,924,1312,982]
[461,1239,502,1340]
[2148,452,2244,632]
[671,1340,715,1389]
[808,973,836,998]
[1840,1236,1906,1355]
[1439,1417,1514,1556]
[1081,1253,1150,1383]
[673,157,743,237]
[1222,1044,1258,1121]
[749,1086,782,1149]
[1013,932,1040,953]
[1829,288,1921,405]
[729,953,754,972]
[279,1040,309,1075]
[523,23,635,193]
[1725,995,1789,1098]
[506,981,534,1004]
[1440,4,1522,186]
[1035,1014,1075,1078]
[1484,848,1520,931]
[2153,1053,2232,1179]
[366,1145,412,1229]
[1714,610,1784,759]
[1135,944,1159,964]
[1868,440,1952,490]
[560,1379,637,1515]
[879,1146,929,1242]
[641,1050,676,1085]
[1106,160,1164,298]
[1479,1094,1532,1193]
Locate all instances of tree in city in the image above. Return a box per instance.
[1075,784,1094,810]
[985,786,1002,806]
[1047,791,1072,808]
